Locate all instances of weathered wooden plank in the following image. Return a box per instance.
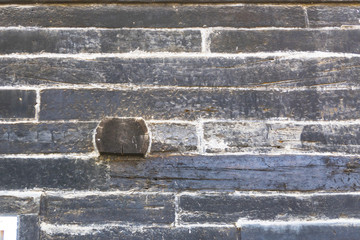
[179,193,360,223]
[40,226,240,240]
[0,5,305,28]
[0,29,201,54]
[109,155,360,191]
[307,6,360,27]
[148,123,198,153]
[40,89,360,121]
[210,29,360,53]
[204,122,360,154]
[0,121,198,155]
[40,194,175,224]
[96,118,149,156]
[0,196,39,214]
[301,124,360,154]
[0,158,108,190]
[0,57,359,88]
[0,90,36,119]
[18,215,40,240]
[241,223,360,240]
[0,122,97,154]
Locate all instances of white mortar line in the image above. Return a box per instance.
[1,151,356,159]
[145,120,152,157]
[201,118,360,126]
[232,191,360,197]
[236,218,360,228]
[174,194,180,227]
[200,29,212,53]
[3,119,360,126]
[147,120,197,125]
[2,190,359,200]
[0,51,359,60]
[177,190,360,197]
[0,119,37,124]
[303,7,310,28]
[40,222,173,235]
[1,26,360,31]
[0,86,40,90]
[147,152,201,158]
[196,119,205,154]
[3,190,359,199]
[34,88,41,121]
[3,83,359,92]
[40,222,235,235]
[0,153,98,159]
[0,190,43,198]
[92,121,101,157]
[0,120,99,124]
[40,190,360,199]
[45,190,174,198]
[201,151,360,157]
[176,223,235,228]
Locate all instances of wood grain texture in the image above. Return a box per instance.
[210,29,360,53]
[109,155,360,191]
[0,5,305,28]
[40,226,240,240]
[40,193,175,224]
[0,122,97,154]
[96,118,149,156]
[40,89,360,121]
[0,57,359,88]
[180,193,360,223]
[0,29,201,54]
[0,90,36,119]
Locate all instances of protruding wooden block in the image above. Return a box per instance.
[95,118,149,156]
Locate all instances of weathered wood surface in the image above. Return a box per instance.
[0,5,305,28]
[0,155,359,191]
[0,57,359,88]
[109,155,360,191]
[0,90,36,119]
[0,158,107,190]
[179,193,360,223]
[148,123,198,153]
[204,122,360,154]
[96,118,149,156]
[40,194,175,224]
[18,215,40,240]
[0,123,97,154]
[0,195,39,214]
[210,29,360,53]
[40,226,240,240]
[307,6,360,27]
[0,29,201,54]
[40,89,360,121]
[240,223,360,240]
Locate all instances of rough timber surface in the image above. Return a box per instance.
[0,158,108,190]
[40,89,360,121]
[0,57,359,88]
[179,193,360,223]
[40,193,175,224]
[40,226,240,240]
[109,155,360,191]
[0,4,307,28]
